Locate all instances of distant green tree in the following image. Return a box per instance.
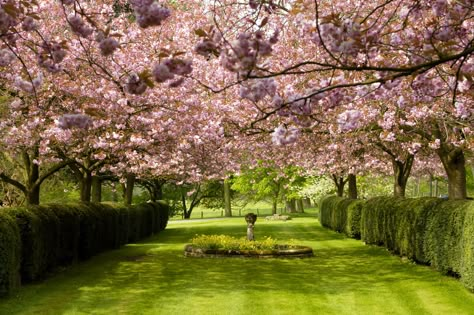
[231,163,306,215]
[163,180,224,219]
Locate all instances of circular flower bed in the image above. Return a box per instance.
[184,234,313,258]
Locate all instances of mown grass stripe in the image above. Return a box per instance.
[0,215,473,314]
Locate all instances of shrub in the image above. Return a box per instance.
[461,204,474,290]
[25,205,61,278]
[190,234,281,251]
[323,195,474,291]
[345,200,364,239]
[6,207,45,282]
[0,201,169,293]
[320,196,364,237]
[0,212,20,297]
[45,204,82,266]
[424,200,468,276]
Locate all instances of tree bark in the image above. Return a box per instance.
[152,179,164,200]
[91,176,102,202]
[347,174,358,199]
[332,175,346,197]
[286,199,296,213]
[26,184,40,206]
[392,155,414,198]
[80,171,92,202]
[224,179,232,217]
[296,198,304,213]
[302,198,311,208]
[437,147,467,200]
[124,174,135,205]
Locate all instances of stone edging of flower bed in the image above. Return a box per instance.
[184,244,313,258]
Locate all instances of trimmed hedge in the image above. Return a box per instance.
[0,213,20,296]
[319,196,363,239]
[0,201,169,296]
[320,196,474,291]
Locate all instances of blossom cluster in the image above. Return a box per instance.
[130,0,171,29]
[0,48,14,66]
[239,78,277,102]
[220,30,279,76]
[271,124,299,146]
[14,73,43,93]
[152,58,192,86]
[38,41,67,73]
[57,114,93,130]
[68,14,94,38]
[337,109,362,132]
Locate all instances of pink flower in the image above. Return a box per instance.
[0,49,15,66]
[99,37,119,56]
[152,63,174,83]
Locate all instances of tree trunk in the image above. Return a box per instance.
[80,171,92,202]
[26,185,40,206]
[152,179,163,201]
[224,179,232,217]
[272,199,278,215]
[25,156,40,205]
[124,174,135,205]
[91,176,102,202]
[347,174,358,199]
[392,155,414,198]
[302,198,311,208]
[434,179,439,197]
[181,187,191,219]
[286,199,296,213]
[332,175,346,197]
[437,147,467,200]
[296,198,304,213]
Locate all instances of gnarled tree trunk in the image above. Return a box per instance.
[392,155,414,198]
[124,174,135,205]
[437,146,467,200]
[91,176,102,202]
[347,174,358,199]
[332,175,346,197]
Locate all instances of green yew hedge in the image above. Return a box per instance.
[0,201,169,296]
[320,196,474,291]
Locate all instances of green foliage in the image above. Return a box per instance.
[345,200,364,239]
[231,163,306,207]
[2,217,474,314]
[322,195,474,291]
[423,201,471,282]
[0,212,20,296]
[0,201,169,295]
[357,175,393,198]
[163,181,223,218]
[190,234,282,251]
[319,196,363,237]
[298,176,334,204]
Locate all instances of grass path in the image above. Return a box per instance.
[1,215,473,314]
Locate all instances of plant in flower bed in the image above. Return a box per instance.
[185,234,313,258]
[190,234,285,251]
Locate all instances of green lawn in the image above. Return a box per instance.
[1,213,474,314]
[170,201,288,220]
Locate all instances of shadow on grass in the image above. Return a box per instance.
[1,217,473,314]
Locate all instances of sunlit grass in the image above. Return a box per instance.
[171,201,314,220]
[1,214,473,314]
